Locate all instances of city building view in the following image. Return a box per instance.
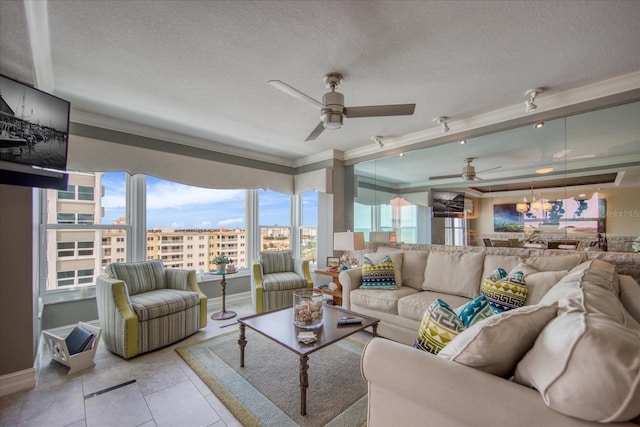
[43,172,317,291]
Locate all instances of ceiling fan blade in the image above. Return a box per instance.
[344,104,416,118]
[477,166,502,174]
[267,80,324,110]
[429,173,463,181]
[305,122,325,141]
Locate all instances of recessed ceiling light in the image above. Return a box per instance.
[534,122,544,129]
[579,193,586,198]
[536,167,554,174]
[399,153,404,157]
[459,139,466,145]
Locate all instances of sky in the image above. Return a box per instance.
[100,172,318,228]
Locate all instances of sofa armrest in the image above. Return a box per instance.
[338,267,362,309]
[361,338,606,427]
[293,258,313,288]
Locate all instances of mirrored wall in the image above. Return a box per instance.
[354,101,640,252]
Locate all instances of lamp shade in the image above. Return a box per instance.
[516,202,529,213]
[333,232,365,251]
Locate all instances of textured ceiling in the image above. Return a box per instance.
[1,0,639,179]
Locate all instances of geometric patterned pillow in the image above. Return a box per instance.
[481,270,528,313]
[361,255,398,290]
[414,299,465,354]
[456,295,494,328]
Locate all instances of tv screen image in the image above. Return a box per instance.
[0,74,70,189]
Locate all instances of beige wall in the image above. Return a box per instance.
[473,186,640,237]
[0,184,35,376]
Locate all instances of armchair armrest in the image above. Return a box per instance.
[253,261,265,313]
[338,267,362,310]
[293,257,313,288]
[95,274,138,359]
[165,269,207,328]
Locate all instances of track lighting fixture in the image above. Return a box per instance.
[525,88,543,113]
[434,116,449,133]
[372,136,384,148]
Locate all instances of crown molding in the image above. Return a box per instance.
[341,70,640,165]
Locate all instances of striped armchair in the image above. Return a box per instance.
[96,260,207,359]
[253,250,313,313]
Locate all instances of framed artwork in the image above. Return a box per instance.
[432,191,465,218]
[326,257,340,267]
[493,196,606,233]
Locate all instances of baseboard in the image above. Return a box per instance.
[0,367,36,397]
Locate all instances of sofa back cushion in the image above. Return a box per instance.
[514,259,640,422]
[620,275,640,324]
[422,251,485,299]
[524,253,583,272]
[106,259,166,295]
[259,250,294,275]
[377,247,428,290]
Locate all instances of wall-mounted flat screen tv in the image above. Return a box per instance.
[0,74,70,190]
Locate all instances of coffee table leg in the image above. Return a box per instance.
[238,324,246,368]
[372,323,379,338]
[299,355,309,416]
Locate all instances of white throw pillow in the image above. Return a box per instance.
[421,251,485,299]
[514,312,640,422]
[439,303,557,378]
[363,251,403,287]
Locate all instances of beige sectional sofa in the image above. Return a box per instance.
[338,245,640,426]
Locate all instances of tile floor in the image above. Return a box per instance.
[0,295,258,427]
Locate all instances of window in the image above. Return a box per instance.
[259,190,291,252]
[41,172,128,292]
[445,218,466,246]
[146,177,247,269]
[300,191,318,263]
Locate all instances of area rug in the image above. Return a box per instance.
[176,329,368,427]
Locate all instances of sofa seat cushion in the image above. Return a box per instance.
[130,289,200,321]
[377,247,429,290]
[398,291,471,322]
[106,259,166,295]
[350,287,418,315]
[422,251,485,298]
[261,272,307,291]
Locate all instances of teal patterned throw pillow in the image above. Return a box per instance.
[456,295,494,328]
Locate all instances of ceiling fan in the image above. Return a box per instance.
[268,72,416,141]
[429,158,501,182]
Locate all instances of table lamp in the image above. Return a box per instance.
[333,231,365,269]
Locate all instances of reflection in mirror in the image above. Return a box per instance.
[354,101,640,252]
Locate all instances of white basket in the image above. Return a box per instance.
[42,322,101,375]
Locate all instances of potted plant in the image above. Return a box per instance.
[213,254,230,273]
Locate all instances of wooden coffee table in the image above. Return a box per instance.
[237,304,379,416]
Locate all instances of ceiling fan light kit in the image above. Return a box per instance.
[268,72,415,141]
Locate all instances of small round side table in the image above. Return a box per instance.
[210,270,237,320]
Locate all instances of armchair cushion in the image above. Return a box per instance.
[260,250,294,274]
[130,289,200,321]
[105,259,166,295]
[262,271,308,291]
